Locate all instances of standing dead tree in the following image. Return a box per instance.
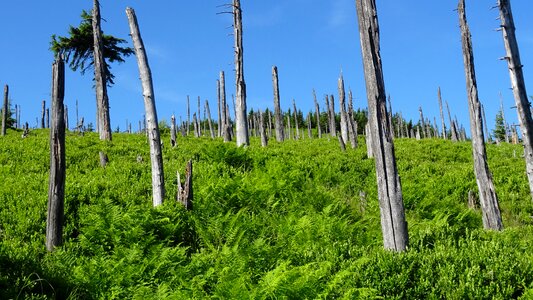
[259,109,268,147]
[41,100,46,129]
[171,114,177,147]
[458,0,503,230]
[205,99,215,139]
[233,0,249,147]
[127,7,165,207]
[217,79,222,137]
[339,73,349,143]
[356,0,409,251]
[1,85,7,136]
[499,92,510,143]
[272,66,284,142]
[498,0,533,202]
[438,87,446,139]
[293,99,300,140]
[348,89,358,148]
[313,89,321,138]
[46,56,66,251]
[328,95,336,137]
[177,160,193,210]
[220,71,231,142]
[446,100,459,141]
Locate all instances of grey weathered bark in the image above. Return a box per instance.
[193,114,199,138]
[418,107,426,139]
[348,89,358,148]
[498,0,533,202]
[127,7,165,207]
[338,134,346,152]
[177,160,193,210]
[365,123,373,158]
[481,103,490,141]
[307,112,313,139]
[233,0,249,147]
[339,73,349,143]
[46,56,66,252]
[46,108,50,128]
[41,100,46,129]
[197,96,202,137]
[267,110,272,138]
[286,112,292,140]
[1,85,8,136]
[313,89,322,138]
[99,151,108,168]
[458,0,503,230]
[324,95,330,135]
[438,87,447,139]
[205,99,215,139]
[259,109,268,147]
[93,0,112,141]
[217,79,222,137]
[328,95,336,137]
[272,66,284,142]
[186,95,190,136]
[220,71,231,142]
[387,95,394,139]
[171,114,177,147]
[356,0,409,251]
[64,106,69,131]
[446,100,459,141]
[293,100,300,140]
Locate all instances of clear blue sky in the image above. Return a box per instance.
[0,1,532,134]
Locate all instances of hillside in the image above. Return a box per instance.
[1,129,532,299]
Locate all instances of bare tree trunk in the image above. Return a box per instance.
[193,114,199,138]
[196,96,202,137]
[458,0,502,230]
[366,123,373,158]
[272,66,284,142]
[418,107,426,139]
[286,112,291,140]
[46,56,66,251]
[186,95,190,136]
[93,0,112,141]
[356,0,409,251]
[171,114,177,147]
[339,73,349,143]
[307,112,312,139]
[41,100,46,129]
[338,134,346,152]
[64,106,69,131]
[127,7,165,207]
[313,89,321,138]
[481,103,490,141]
[217,79,222,137]
[348,89,358,147]
[219,71,231,142]
[328,95,336,137]
[1,85,7,136]
[446,100,459,141]
[498,0,533,202]
[259,109,268,147]
[205,99,215,139]
[387,95,394,139]
[324,95,330,135]
[233,0,249,147]
[438,87,446,139]
[177,160,193,210]
[46,108,50,129]
[293,100,300,140]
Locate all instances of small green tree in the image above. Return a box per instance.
[493,109,506,142]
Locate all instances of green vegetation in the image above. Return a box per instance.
[1,129,532,299]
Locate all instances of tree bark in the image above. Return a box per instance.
[259,109,268,147]
[217,79,222,137]
[458,0,502,230]
[171,114,177,147]
[177,160,193,210]
[348,89,358,148]
[233,0,249,147]
[438,87,446,139]
[498,0,533,202]
[127,7,165,207]
[272,66,284,142]
[499,92,510,143]
[93,0,112,141]
[307,112,312,139]
[328,95,336,137]
[205,99,215,139]
[41,100,46,129]
[293,100,300,140]
[1,85,8,136]
[339,73,349,143]
[418,107,426,139]
[46,56,66,251]
[446,100,459,141]
[313,89,321,139]
[356,0,409,251]
[219,72,231,142]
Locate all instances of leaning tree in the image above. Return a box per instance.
[51,3,133,140]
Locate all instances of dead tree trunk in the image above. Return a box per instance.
[446,100,459,141]
[387,95,394,139]
[171,114,177,147]
[328,95,336,137]
[64,106,69,131]
[220,71,231,142]
[339,73,349,143]
[193,114,199,138]
[217,79,222,137]
[41,100,46,129]
[127,7,165,207]
[177,160,193,210]
[438,87,446,139]
[481,104,490,141]
[272,66,284,142]
[356,0,409,251]
[307,112,312,139]
[196,96,202,137]
[348,89,358,148]
[293,100,300,140]
[93,0,112,141]
[186,95,190,136]
[286,112,292,140]
[498,0,533,202]
[313,89,321,138]
[205,99,215,139]
[418,107,426,139]
[458,0,502,230]
[1,85,7,136]
[259,109,268,147]
[46,56,66,251]
[233,0,249,147]
[338,134,346,152]
[46,108,50,128]
[366,123,373,158]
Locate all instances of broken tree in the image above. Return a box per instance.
[233,0,249,147]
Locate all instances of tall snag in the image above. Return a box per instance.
[46,56,66,251]
[127,7,165,207]
[273,66,284,142]
[220,71,231,142]
[339,73,349,143]
[93,0,112,141]
[438,87,446,139]
[313,89,321,138]
[233,0,249,146]
[1,85,7,136]
[356,0,409,251]
[498,0,533,202]
[458,0,502,230]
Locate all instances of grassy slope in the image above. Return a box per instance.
[0,129,532,299]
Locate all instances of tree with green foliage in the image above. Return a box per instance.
[51,6,133,140]
[493,109,507,142]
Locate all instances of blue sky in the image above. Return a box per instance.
[0,1,532,134]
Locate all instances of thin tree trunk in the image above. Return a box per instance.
[205,99,215,139]
[418,107,426,139]
[324,95,330,135]
[186,95,190,136]
[387,95,394,139]
[177,160,193,210]
[339,73,349,143]
[46,108,50,129]
[259,109,268,147]
[328,95,336,137]
[307,112,312,139]
[1,85,7,136]
[272,66,284,142]
[293,100,300,140]
[197,96,202,137]
[446,100,459,141]
[481,103,490,141]
[46,56,66,251]
[171,114,177,147]
[348,89,358,147]
[356,0,409,251]
[217,79,222,137]
[41,100,46,129]
[313,89,321,138]
[233,0,249,146]
[127,7,165,207]
[366,123,373,158]
[287,112,291,140]
[220,71,231,142]
[93,0,112,141]
[498,0,533,202]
